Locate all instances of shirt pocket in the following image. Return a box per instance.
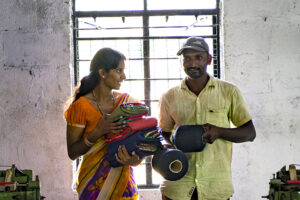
[205,106,229,127]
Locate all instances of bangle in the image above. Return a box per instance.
[83,136,95,147]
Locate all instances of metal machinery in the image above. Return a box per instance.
[262,164,300,200]
[0,164,45,200]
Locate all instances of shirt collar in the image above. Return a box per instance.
[180,75,216,90]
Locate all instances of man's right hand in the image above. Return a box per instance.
[163,143,176,149]
[161,131,176,149]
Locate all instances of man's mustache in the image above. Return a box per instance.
[187,66,201,71]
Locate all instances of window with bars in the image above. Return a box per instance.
[72,0,220,189]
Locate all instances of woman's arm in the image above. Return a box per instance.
[66,115,126,160]
[66,125,90,160]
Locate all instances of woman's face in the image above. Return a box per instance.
[102,59,126,90]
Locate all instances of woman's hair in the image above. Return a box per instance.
[73,48,126,102]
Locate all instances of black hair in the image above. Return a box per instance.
[73,48,126,102]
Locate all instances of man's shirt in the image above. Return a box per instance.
[158,76,252,200]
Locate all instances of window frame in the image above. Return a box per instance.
[72,0,221,189]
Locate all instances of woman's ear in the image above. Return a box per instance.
[98,69,106,79]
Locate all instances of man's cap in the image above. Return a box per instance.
[177,37,209,56]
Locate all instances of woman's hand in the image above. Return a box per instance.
[98,114,126,133]
[88,114,126,142]
[115,145,142,166]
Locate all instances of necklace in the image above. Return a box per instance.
[92,90,115,115]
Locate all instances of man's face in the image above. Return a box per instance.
[182,49,210,79]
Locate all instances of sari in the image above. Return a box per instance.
[65,93,139,200]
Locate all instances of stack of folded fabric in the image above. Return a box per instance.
[105,102,162,167]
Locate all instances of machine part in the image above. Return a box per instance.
[262,165,300,200]
[4,170,12,182]
[289,165,297,181]
[0,165,45,200]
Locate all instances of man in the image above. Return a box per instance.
[158,37,256,200]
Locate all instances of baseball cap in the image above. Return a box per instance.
[177,37,209,56]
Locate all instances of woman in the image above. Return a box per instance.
[65,48,142,200]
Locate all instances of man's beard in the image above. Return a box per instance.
[185,66,205,79]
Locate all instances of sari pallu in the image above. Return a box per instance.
[69,93,139,200]
[76,141,138,200]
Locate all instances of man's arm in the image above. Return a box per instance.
[202,120,256,144]
[158,93,176,148]
[161,131,176,148]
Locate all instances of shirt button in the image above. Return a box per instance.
[196,164,199,167]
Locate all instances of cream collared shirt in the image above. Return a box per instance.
[158,76,252,200]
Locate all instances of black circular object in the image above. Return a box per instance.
[152,148,188,181]
[172,125,206,152]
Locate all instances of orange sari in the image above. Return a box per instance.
[65,93,139,200]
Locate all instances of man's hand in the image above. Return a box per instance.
[202,123,221,144]
[161,131,175,149]
[202,120,256,144]
[163,143,175,149]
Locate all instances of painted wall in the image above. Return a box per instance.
[0,0,75,199]
[0,0,299,200]
[223,0,300,199]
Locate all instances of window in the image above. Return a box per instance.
[72,0,220,188]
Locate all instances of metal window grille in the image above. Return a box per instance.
[72,0,220,189]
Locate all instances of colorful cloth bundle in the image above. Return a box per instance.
[105,103,162,167]
[103,116,158,143]
[107,127,162,167]
[104,102,152,143]
[108,102,149,119]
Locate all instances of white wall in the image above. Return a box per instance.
[0,0,299,200]
[223,0,300,199]
[0,0,75,199]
